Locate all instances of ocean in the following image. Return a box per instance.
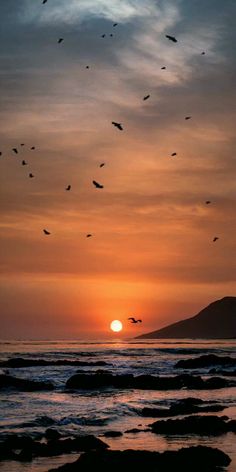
[0,339,236,472]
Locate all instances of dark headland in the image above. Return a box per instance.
[136,296,236,339]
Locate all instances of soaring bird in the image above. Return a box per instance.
[185,116,191,120]
[101,34,106,38]
[86,234,92,238]
[171,152,177,156]
[113,23,118,27]
[93,180,104,189]
[110,34,113,37]
[66,185,71,191]
[31,146,35,150]
[201,51,206,55]
[100,163,105,168]
[112,121,123,131]
[143,94,150,101]
[22,160,27,166]
[21,143,25,146]
[29,173,34,178]
[165,34,177,43]
[12,148,18,154]
[213,237,219,242]
[161,66,166,69]
[128,317,142,324]
[42,0,47,3]
[86,65,90,69]
[205,200,211,205]
[43,229,51,235]
[58,38,64,44]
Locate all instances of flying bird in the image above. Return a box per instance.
[165,34,177,43]
[29,173,34,178]
[171,152,177,156]
[112,121,123,131]
[31,146,35,150]
[113,23,118,27]
[213,237,219,242]
[21,143,25,146]
[201,51,206,55]
[110,34,113,37]
[100,163,105,168]
[12,148,18,154]
[42,0,47,3]
[93,180,104,189]
[43,229,51,235]
[0,152,2,156]
[86,65,90,69]
[66,185,71,191]
[86,234,92,238]
[143,94,150,101]
[205,200,211,205]
[22,160,27,166]
[185,116,191,120]
[58,38,64,44]
[128,317,142,324]
[101,34,106,38]
[161,66,166,70]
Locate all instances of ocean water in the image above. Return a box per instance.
[0,339,236,472]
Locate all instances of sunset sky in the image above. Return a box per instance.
[0,0,235,339]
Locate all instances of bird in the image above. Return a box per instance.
[93,180,104,189]
[161,66,166,69]
[165,34,177,43]
[171,152,177,156]
[31,146,35,150]
[128,317,142,324]
[110,34,113,37]
[0,152,2,156]
[213,237,219,242]
[86,65,90,69]
[113,23,118,27]
[42,0,47,3]
[201,51,206,55]
[12,148,18,154]
[66,185,71,191]
[101,34,106,38]
[58,38,64,44]
[20,143,25,146]
[143,94,150,101]
[86,234,92,238]
[29,173,34,178]
[205,200,211,205]
[22,160,27,166]
[112,121,123,130]
[100,163,105,168]
[185,116,191,120]
[43,229,51,235]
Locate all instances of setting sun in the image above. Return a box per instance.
[110,320,123,332]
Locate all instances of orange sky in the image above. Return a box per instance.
[0,0,235,339]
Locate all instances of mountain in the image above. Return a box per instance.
[136,297,236,339]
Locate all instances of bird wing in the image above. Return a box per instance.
[128,317,135,321]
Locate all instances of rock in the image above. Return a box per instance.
[124,428,145,433]
[48,446,231,471]
[65,372,232,391]
[139,397,226,417]
[45,428,61,441]
[0,374,54,391]
[103,431,123,438]
[175,354,236,369]
[0,357,109,368]
[150,414,236,435]
[209,369,236,376]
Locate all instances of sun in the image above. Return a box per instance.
[110,320,123,332]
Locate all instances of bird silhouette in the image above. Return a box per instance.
[29,173,34,178]
[185,116,191,120]
[128,317,142,323]
[113,23,118,27]
[93,180,104,189]
[66,185,71,191]
[112,121,123,131]
[22,160,27,166]
[86,234,92,238]
[43,229,51,235]
[201,51,206,55]
[161,66,166,70]
[165,34,177,43]
[58,38,64,44]
[213,237,219,242]
[0,152,2,156]
[100,163,105,168]
[86,65,90,69]
[31,146,35,150]
[42,0,47,3]
[21,143,25,146]
[143,94,150,101]
[171,152,177,156]
[101,34,106,38]
[12,148,18,154]
[110,34,113,37]
[205,201,211,205]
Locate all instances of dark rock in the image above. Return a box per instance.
[139,397,226,417]
[45,428,61,441]
[103,431,123,438]
[150,414,236,435]
[0,357,109,368]
[48,446,231,471]
[209,369,236,376]
[175,354,236,369]
[65,372,232,391]
[0,374,54,391]
[124,428,145,433]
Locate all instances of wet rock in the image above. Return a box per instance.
[65,372,232,391]
[0,374,54,391]
[175,354,236,369]
[0,357,109,368]
[150,414,236,435]
[48,446,231,471]
[139,397,226,417]
[103,431,123,438]
[45,428,61,441]
[124,428,146,433]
